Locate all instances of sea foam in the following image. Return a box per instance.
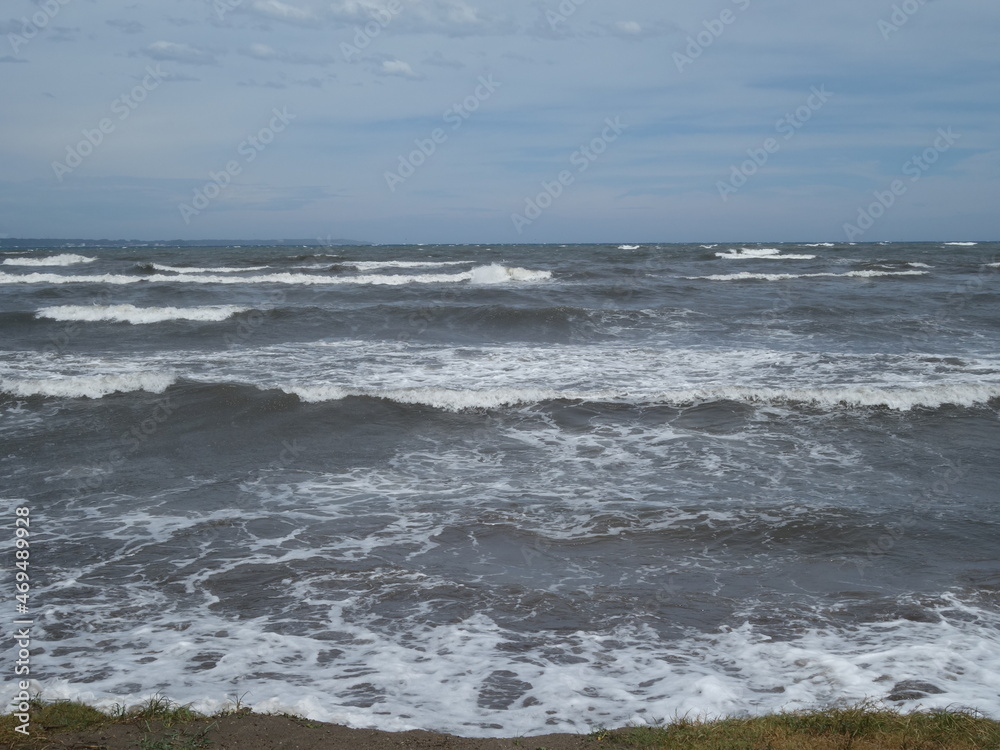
[2,254,96,266]
[0,371,176,399]
[715,248,817,260]
[36,304,251,324]
[0,264,551,286]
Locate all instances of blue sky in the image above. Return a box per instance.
[1,0,997,243]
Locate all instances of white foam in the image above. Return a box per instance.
[7,344,998,412]
[906,263,933,268]
[150,264,269,273]
[0,264,550,286]
[466,264,552,284]
[0,371,176,399]
[618,245,641,250]
[345,261,471,271]
[689,270,928,281]
[16,591,1000,737]
[652,383,1000,410]
[36,304,251,325]
[945,242,978,246]
[287,385,593,410]
[715,248,817,260]
[2,254,96,266]
[803,243,835,247]
[280,383,1000,412]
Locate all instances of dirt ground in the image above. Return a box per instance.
[44,712,614,750]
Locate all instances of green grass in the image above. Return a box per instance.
[2,697,999,749]
[0,694,235,748]
[600,703,1000,750]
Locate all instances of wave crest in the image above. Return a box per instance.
[35,304,251,325]
[2,254,96,267]
[0,372,176,399]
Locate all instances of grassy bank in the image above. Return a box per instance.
[2,697,999,750]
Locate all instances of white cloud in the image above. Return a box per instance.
[144,41,217,65]
[379,58,419,78]
[615,21,643,36]
[245,42,279,60]
[240,42,336,65]
[247,0,321,25]
[330,0,509,36]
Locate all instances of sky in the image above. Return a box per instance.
[0,0,997,244]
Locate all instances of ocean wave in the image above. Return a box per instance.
[1,254,96,267]
[617,245,641,250]
[287,385,575,410]
[0,371,176,399]
[715,248,817,260]
[652,383,1000,411]
[688,270,928,281]
[467,264,552,284]
[0,264,550,286]
[277,382,1000,412]
[149,263,270,273]
[35,304,251,325]
[945,242,978,246]
[345,261,471,271]
[803,243,836,247]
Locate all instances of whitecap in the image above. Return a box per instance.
[0,265,551,286]
[688,270,927,281]
[0,371,176,399]
[36,304,251,325]
[2,254,96,266]
[150,264,269,273]
[715,248,817,260]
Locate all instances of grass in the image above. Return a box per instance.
[0,693,242,749]
[1,697,999,749]
[599,703,1000,750]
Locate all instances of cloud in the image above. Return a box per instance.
[378,58,420,78]
[143,41,218,65]
[422,50,463,68]
[245,0,322,26]
[107,19,145,35]
[240,42,336,65]
[600,19,679,39]
[0,55,28,64]
[329,0,511,37]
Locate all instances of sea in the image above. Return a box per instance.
[1,242,999,736]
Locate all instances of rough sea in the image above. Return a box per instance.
[2,242,998,736]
